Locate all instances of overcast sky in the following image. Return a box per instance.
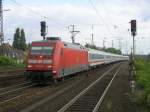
[3,0,150,54]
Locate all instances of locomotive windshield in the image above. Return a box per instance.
[31,46,53,55]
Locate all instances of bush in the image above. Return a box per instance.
[0,56,17,66]
[135,58,150,111]
[135,58,150,93]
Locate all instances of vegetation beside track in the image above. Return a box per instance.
[0,56,25,70]
[134,57,150,112]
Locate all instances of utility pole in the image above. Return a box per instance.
[133,35,135,58]
[0,0,3,45]
[112,40,114,48]
[91,24,94,45]
[69,25,80,43]
[118,39,121,51]
[91,34,94,45]
[103,38,106,50]
[125,40,128,55]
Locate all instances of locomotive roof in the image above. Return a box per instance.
[31,40,56,43]
[63,42,86,51]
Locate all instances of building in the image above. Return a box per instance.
[0,43,24,63]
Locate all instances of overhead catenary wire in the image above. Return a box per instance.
[94,1,129,28]
[9,0,67,28]
[88,0,130,35]
[8,0,125,31]
[88,0,112,34]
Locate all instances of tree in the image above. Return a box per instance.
[20,29,26,51]
[12,28,27,51]
[26,43,31,49]
[85,43,96,49]
[85,43,101,50]
[105,47,121,54]
[147,54,150,60]
[13,28,20,50]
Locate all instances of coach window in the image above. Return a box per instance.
[92,54,95,59]
[89,53,93,60]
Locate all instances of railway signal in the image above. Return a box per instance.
[130,19,137,60]
[131,20,136,36]
[40,21,46,40]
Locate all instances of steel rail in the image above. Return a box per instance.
[92,65,122,112]
[0,83,35,96]
[0,81,31,92]
[0,92,26,104]
[0,69,24,73]
[0,74,24,78]
[57,63,120,112]
[20,77,86,112]
[0,83,36,105]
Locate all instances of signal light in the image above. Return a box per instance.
[40,21,46,37]
[47,65,52,68]
[131,20,136,36]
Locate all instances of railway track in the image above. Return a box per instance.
[57,63,122,112]
[0,82,36,104]
[0,81,31,93]
[0,68,25,80]
[19,64,115,112]
[0,68,24,74]
[0,74,25,82]
[0,73,88,107]
[0,74,26,89]
[17,63,120,112]
[0,70,26,87]
[0,63,124,112]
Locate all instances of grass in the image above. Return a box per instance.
[0,56,25,70]
[0,64,25,70]
[134,57,150,111]
[135,58,150,92]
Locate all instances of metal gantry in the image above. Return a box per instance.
[69,25,80,44]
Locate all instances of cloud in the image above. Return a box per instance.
[3,1,150,54]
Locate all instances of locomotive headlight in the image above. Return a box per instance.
[53,71,57,73]
[28,65,32,68]
[47,65,52,68]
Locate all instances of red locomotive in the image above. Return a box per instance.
[26,37,128,83]
[26,37,89,83]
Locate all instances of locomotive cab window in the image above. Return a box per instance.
[31,46,53,55]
